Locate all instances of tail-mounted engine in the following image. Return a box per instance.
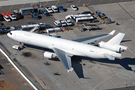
[99,41,127,52]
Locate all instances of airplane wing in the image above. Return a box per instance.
[74,30,115,44]
[53,48,73,72]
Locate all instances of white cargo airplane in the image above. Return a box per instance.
[7,30,127,72]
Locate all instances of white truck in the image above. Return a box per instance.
[51,5,59,12]
[65,14,92,20]
[65,14,94,23]
[46,28,61,33]
[12,45,21,50]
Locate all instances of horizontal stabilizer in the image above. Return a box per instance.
[104,53,115,60]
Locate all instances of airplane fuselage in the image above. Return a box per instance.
[7,31,121,59]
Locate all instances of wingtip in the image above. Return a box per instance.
[67,68,73,73]
[109,30,115,35]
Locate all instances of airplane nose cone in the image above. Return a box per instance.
[7,32,10,37]
[7,31,12,38]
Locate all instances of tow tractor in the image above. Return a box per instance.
[30,12,39,19]
[43,9,50,16]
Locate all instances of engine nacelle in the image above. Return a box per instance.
[44,51,57,59]
[99,41,128,52]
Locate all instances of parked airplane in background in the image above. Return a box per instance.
[7,30,127,72]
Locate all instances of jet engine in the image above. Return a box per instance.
[44,51,57,59]
[99,41,127,52]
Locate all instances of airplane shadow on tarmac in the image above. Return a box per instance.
[73,56,135,78]
[24,44,135,78]
[65,56,135,78]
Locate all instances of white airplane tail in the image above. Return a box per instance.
[99,32,128,52]
[107,33,125,45]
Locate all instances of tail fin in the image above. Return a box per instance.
[107,33,125,45]
[99,32,127,52]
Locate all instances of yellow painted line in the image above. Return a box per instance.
[99,0,102,4]
[65,0,70,8]
[104,24,112,32]
[76,0,81,6]
[23,46,33,57]
[88,0,92,5]
[110,0,112,3]
[7,5,13,13]
[56,0,60,6]
[94,64,118,88]
[44,1,48,7]
[21,56,25,61]
[21,4,25,8]
[0,6,2,10]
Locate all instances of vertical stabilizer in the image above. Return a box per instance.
[107,33,125,45]
[99,32,127,52]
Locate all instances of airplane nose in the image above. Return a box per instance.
[7,32,10,37]
[7,31,12,37]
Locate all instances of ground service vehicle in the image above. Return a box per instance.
[13,12,23,19]
[7,13,17,20]
[43,9,50,16]
[57,6,64,12]
[38,9,43,14]
[76,17,94,23]
[46,28,61,33]
[59,20,67,27]
[9,26,18,31]
[1,13,11,22]
[65,14,92,20]
[71,5,78,11]
[54,20,62,27]
[51,5,59,12]
[45,7,53,13]
[19,7,38,15]
[30,13,39,19]
[65,19,74,26]
[0,28,10,33]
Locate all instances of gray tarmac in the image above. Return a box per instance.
[1,0,135,90]
[0,51,29,90]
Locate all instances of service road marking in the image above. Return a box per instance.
[99,0,102,4]
[76,0,81,6]
[110,0,112,3]
[56,0,60,6]
[88,0,92,5]
[21,4,25,8]
[65,0,70,8]
[92,70,126,90]
[44,1,48,6]
[7,5,13,13]
[0,6,2,10]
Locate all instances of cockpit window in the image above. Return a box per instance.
[9,32,12,35]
